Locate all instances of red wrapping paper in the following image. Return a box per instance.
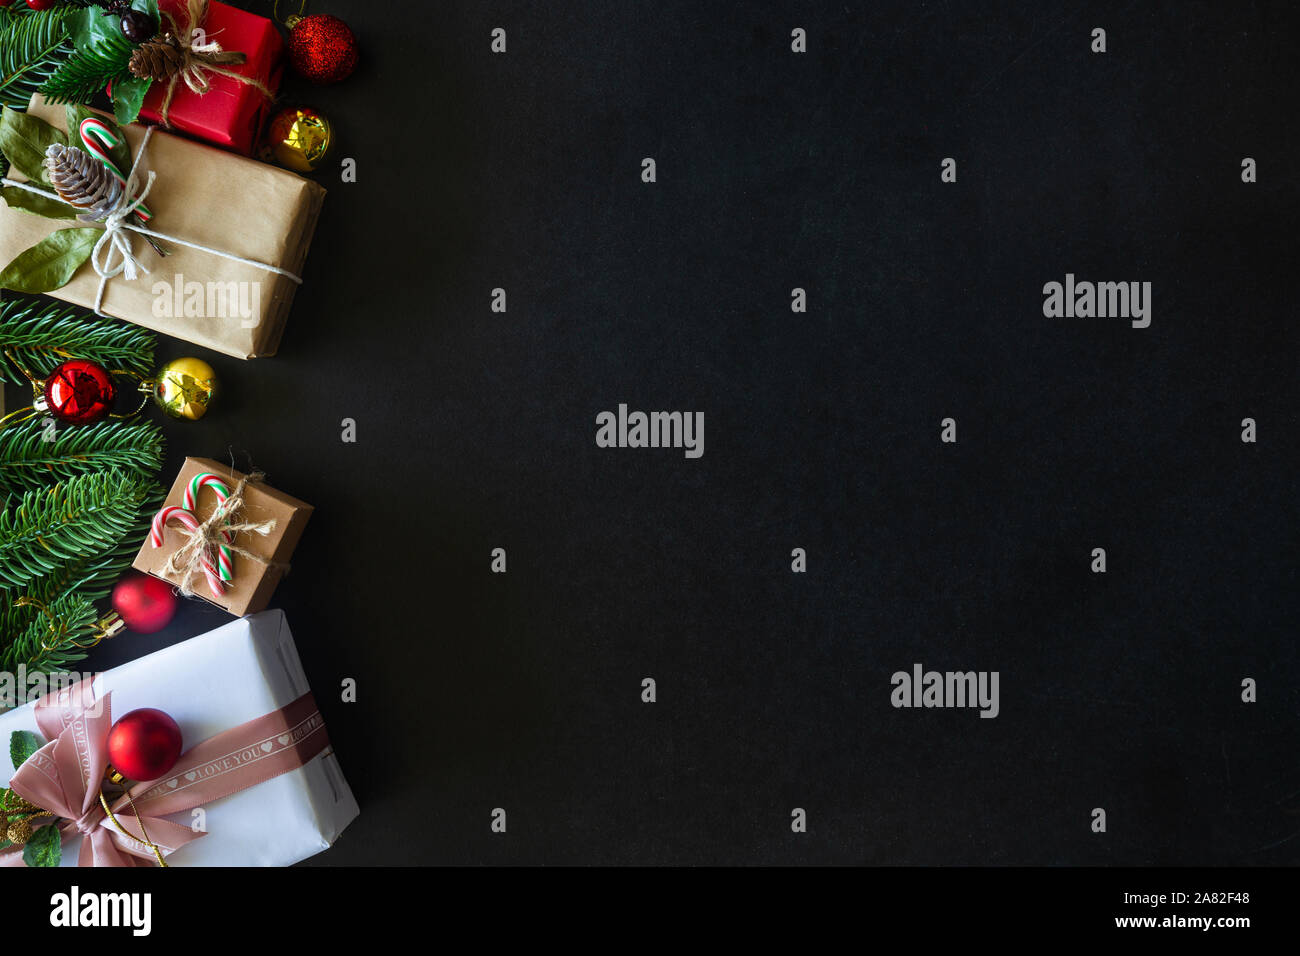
[133,0,284,154]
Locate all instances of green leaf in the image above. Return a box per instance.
[10,730,41,770]
[110,75,150,127]
[67,6,115,51]
[64,103,127,172]
[1,183,75,218]
[0,227,100,294]
[22,821,61,867]
[0,105,66,186]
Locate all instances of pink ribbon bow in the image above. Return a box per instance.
[1,678,329,867]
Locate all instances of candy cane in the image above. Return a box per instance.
[78,117,152,222]
[150,506,225,598]
[183,473,235,584]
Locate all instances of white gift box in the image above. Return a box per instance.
[0,610,358,867]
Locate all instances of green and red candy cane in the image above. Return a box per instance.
[78,117,153,223]
[150,473,235,599]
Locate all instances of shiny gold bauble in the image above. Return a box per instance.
[266,106,334,173]
[6,818,32,845]
[152,357,218,421]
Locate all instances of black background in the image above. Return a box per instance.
[20,0,1297,865]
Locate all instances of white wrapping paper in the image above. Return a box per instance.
[0,610,358,866]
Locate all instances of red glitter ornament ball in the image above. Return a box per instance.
[288,14,358,84]
[107,709,183,782]
[24,0,59,10]
[111,573,178,634]
[43,358,116,424]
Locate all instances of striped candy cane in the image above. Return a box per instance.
[78,117,152,222]
[150,506,225,598]
[183,473,235,585]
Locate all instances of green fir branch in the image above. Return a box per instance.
[34,492,158,604]
[38,26,133,106]
[0,295,156,385]
[0,417,165,494]
[0,589,97,673]
[0,8,73,112]
[0,291,164,679]
[0,484,159,672]
[0,470,159,591]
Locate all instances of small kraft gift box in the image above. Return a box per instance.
[133,457,312,616]
[0,610,358,867]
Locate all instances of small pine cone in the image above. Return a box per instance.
[128,38,185,83]
[6,818,32,845]
[44,143,121,221]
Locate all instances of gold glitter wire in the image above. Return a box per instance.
[99,789,168,868]
[14,598,123,653]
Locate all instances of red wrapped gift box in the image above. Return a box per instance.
[134,0,284,154]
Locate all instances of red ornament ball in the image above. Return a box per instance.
[288,14,358,84]
[43,358,116,425]
[24,0,58,9]
[107,709,183,782]
[111,573,178,634]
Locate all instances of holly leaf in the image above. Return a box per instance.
[0,227,100,294]
[22,822,61,867]
[67,6,115,51]
[10,730,41,771]
[137,0,160,27]
[0,105,67,186]
[110,76,150,127]
[70,0,159,50]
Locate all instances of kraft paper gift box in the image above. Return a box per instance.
[134,457,313,617]
[0,610,359,867]
[0,96,325,359]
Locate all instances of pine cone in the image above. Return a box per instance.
[44,143,122,222]
[6,818,32,845]
[128,37,185,83]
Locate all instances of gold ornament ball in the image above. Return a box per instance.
[267,106,334,173]
[152,357,218,421]
[6,819,32,845]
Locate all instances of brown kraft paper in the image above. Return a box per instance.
[0,96,325,359]
[134,457,313,616]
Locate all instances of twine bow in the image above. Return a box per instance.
[155,0,274,131]
[154,472,278,600]
[88,127,158,311]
